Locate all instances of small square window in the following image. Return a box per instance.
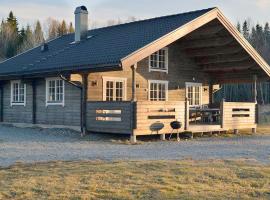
[149,80,168,101]
[149,48,168,73]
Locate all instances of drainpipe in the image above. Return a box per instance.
[0,85,3,122]
[32,80,37,124]
[81,74,88,136]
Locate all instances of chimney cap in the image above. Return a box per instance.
[74,6,88,14]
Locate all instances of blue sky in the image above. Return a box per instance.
[1,0,270,28]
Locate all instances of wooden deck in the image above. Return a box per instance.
[188,125,225,133]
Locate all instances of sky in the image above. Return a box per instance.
[1,0,270,28]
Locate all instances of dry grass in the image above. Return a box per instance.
[0,160,270,200]
[223,125,270,137]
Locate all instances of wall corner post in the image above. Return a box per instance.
[131,63,137,143]
[0,85,3,122]
[32,79,37,124]
[184,98,189,131]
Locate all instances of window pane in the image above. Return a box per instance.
[187,85,201,106]
[116,81,123,101]
[106,81,114,101]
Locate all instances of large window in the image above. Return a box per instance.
[103,77,126,101]
[149,48,168,73]
[186,82,202,107]
[46,78,65,106]
[149,80,168,101]
[10,80,26,106]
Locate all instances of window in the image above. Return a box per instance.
[46,78,64,106]
[10,80,26,106]
[149,80,168,101]
[186,82,202,107]
[103,77,127,101]
[149,48,168,73]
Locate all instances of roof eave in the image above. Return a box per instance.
[0,62,122,80]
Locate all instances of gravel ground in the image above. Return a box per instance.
[0,125,270,167]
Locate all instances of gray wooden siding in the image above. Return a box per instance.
[86,101,134,134]
[0,78,81,126]
[2,82,33,123]
[35,79,81,126]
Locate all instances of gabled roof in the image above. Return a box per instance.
[0,7,215,77]
[0,7,269,79]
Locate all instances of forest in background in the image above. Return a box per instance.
[0,11,136,62]
[0,11,270,103]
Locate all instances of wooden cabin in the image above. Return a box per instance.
[0,6,269,142]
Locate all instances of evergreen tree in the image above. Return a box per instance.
[68,22,74,33]
[5,11,19,58]
[237,22,241,32]
[61,20,67,35]
[46,18,59,40]
[34,20,44,45]
[264,22,270,43]
[18,24,35,53]
[6,11,18,33]
[242,20,250,40]
[57,20,67,36]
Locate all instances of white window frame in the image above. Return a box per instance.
[45,77,65,107]
[102,77,127,101]
[185,82,202,107]
[10,80,26,107]
[149,47,169,73]
[148,80,169,101]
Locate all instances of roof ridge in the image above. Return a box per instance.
[88,7,217,32]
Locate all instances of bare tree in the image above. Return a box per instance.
[44,18,59,40]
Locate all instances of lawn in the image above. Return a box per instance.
[0,160,270,200]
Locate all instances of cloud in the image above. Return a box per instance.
[255,0,270,9]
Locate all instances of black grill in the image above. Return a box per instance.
[170,121,182,130]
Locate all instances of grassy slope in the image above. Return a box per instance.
[0,160,270,200]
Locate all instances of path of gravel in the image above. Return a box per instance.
[0,125,270,167]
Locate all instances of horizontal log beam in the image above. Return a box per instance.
[185,44,242,57]
[178,36,234,49]
[201,59,256,71]
[185,25,225,40]
[195,52,250,65]
[203,65,255,72]
[211,71,268,84]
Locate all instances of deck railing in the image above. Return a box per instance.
[221,101,257,130]
[86,100,257,135]
[86,101,134,134]
[134,101,186,135]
